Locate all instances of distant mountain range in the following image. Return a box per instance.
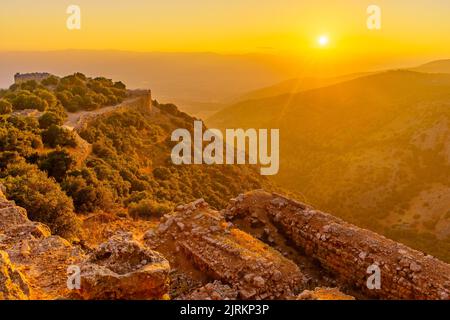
[412,59,450,74]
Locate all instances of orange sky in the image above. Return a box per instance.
[1,1,450,72]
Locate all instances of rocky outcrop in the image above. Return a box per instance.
[224,190,450,300]
[144,199,306,299]
[181,281,238,300]
[78,232,170,300]
[0,184,85,299]
[297,287,355,300]
[0,250,30,300]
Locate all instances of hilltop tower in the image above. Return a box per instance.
[138,89,152,113]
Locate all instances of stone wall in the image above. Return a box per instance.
[14,72,51,84]
[225,191,450,300]
[128,89,152,113]
[144,199,306,299]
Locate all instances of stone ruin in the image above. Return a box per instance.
[1,184,449,300]
[223,190,450,300]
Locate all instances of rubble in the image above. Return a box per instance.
[145,198,306,299]
[180,281,238,300]
[224,190,450,300]
[297,287,355,300]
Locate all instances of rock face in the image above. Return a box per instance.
[0,184,85,299]
[297,287,355,300]
[78,232,170,300]
[2,180,449,300]
[181,281,238,300]
[0,250,30,300]
[145,199,306,299]
[224,190,450,300]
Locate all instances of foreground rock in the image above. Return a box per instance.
[297,287,355,300]
[181,281,238,300]
[145,199,306,299]
[78,232,170,300]
[0,250,30,300]
[0,184,84,299]
[224,190,450,300]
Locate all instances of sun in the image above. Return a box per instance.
[317,35,329,47]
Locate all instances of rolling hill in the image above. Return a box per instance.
[229,72,374,103]
[412,59,450,74]
[208,70,450,262]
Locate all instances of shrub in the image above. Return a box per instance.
[62,173,114,213]
[39,148,76,182]
[34,89,57,108]
[0,99,13,114]
[41,125,77,148]
[41,75,59,86]
[153,167,171,180]
[39,111,64,129]
[128,199,172,219]
[1,161,80,238]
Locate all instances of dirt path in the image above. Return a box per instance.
[64,97,139,131]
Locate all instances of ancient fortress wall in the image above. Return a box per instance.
[227,191,450,300]
[73,91,152,131]
[127,89,152,113]
[14,72,51,84]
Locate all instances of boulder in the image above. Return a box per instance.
[297,287,355,300]
[78,232,170,300]
[0,250,30,300]
[145,199,306,299]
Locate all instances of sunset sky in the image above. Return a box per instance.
[1,1,450,74]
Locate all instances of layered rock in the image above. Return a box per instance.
[144,199,306,299]
[224,190,450,300]
[297,287,355,300]
[181,280,238,300]
[0,250,30,300]
[78,232,170,300]
[0,184,84,299]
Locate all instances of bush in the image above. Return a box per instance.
[0,99,13,114]
[1,161,80,238]
[41,125,77,148]
[153,167,171,180]
[39,148,76,182]
[128,199,172,219]
[39,111,64,129]
[34,89,57,108]
[41,75,59,86]
[11,92,48,111]
[62,173,114,213]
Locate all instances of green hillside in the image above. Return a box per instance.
[208,70,450,262]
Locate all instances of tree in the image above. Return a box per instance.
[12,92,48,111]
[0,99,13,114]
[34,89,57,108]
[1,161,80,238]
[41,125,77,148]
[128,199,172,219]
[39,111,64,129]
[41,75,59,86]
[20,80,39,91]
[39,148,76,182]
[62,174,114,213]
